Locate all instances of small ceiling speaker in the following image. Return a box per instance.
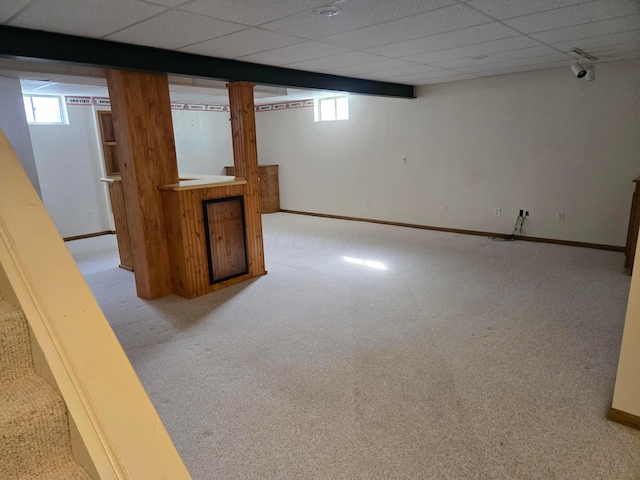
[584,64,595,82]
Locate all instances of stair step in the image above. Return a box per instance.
[33,461,91,480]
[0,300,34,383]
[0,374,76,479]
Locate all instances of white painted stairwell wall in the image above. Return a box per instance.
[0,75,40,197]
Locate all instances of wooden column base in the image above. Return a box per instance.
[607,407,640,430]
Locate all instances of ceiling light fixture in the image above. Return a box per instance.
[570,48,597,82]
[313,6,342,17]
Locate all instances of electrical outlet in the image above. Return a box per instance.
[557,211,565,221]
[494,208,501,217]
[442,204,448,213]
[519,209,524,217]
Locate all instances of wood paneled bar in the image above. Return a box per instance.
[99,73,267,299]
[159,175,267,299]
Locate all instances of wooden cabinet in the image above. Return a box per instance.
[625,175,640,273]
[225,164,279,213]
[98,110,133,271]
[97,111,120,176]
[103,178,134,271]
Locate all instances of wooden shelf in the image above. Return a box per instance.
[97,111,120,176]
[97,110,133,271]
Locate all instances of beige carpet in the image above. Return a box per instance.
[68,212,640,480]
[0,299,91,480]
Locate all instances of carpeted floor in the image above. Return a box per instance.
[67,212,640,480]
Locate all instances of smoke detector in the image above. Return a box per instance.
[313,6,342,17]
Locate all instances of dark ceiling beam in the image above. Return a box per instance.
[0,25,414,99]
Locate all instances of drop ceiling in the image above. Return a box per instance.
[1,0,639,88]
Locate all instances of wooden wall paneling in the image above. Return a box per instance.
[107,181,133,271]
[227,81,266,277]
[160,190,189,297]
[178,189,204,297]
[261,165,280,213]
[225,165,279,213]
[162,184,254,298]
[106,70,179,300]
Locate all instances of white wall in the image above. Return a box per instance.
[256,58,640,247]
[0,75,41,196]
[172,109,234,175]
[28,104,233,238]
[29,105,112,238]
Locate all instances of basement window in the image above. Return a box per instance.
[23,95,68,125]
[314,96,349,122]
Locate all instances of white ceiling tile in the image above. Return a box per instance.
[1,70,65,81]
[323,59,420,76]
[236,41,351,66]
[421,74,479,84]
[429,45,559,69]
[320,4,492,50]
[372,67,463,80]
[600,49,640,61]
[366,22,519,57]
[503,0,640,34]
[284,52,389,72]
[8,0,166,38]
[260,0,454,39]
[0,0,31,23]
[363,64,444,78]
[142,0,191,6]
[54,75,107,86]
[593,42,640,54]
[531,15,640,44]
[180,28,304,58]
[551,30,640,53]
[180,0,329,26]
[380,71,476,84]
[453,53,571,73]
[474,60,573,76]
[105,10,245,49]
[466,0,592,20]
[21,80,109,97]
[403,35,541,64]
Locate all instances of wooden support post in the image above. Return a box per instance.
[227,81,266,276]
[105,70,178,300]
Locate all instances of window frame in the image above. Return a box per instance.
[314,95,349,122]
[23,94,69,125]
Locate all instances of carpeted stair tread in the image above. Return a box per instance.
[0,374,77,479]
[0,300,34,383]
[33,461,92,480]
